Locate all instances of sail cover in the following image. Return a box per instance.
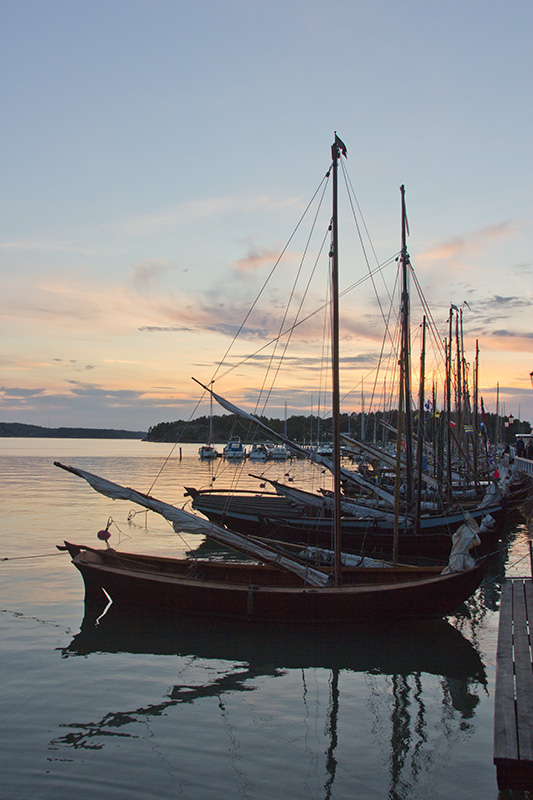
[54,461,330,587]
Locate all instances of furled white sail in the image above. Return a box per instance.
[54,462,330,587]
[441,513,494,574]
[256,476,410,525]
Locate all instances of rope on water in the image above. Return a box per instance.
[1,551,68,562]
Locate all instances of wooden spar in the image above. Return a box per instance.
[496,382,500,453]
[446,315,453,504]
[400,185,414,508]
[393,349,404,564]
[393,185,412,563]
[414,316,426,535]
[361,381,365,443]
[331,135,343,586]
[455,307,462,447]
[208,386,214,445]
[473,339,480,488]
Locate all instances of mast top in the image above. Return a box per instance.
[332,133,347,160]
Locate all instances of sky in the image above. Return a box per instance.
[1,0,532,432]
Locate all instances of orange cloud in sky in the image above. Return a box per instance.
[123,194,302,236]
[230,245,285,273]
[418,221,521,271]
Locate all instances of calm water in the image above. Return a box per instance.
[1,439,532,800]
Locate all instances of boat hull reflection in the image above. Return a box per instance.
[65,597,486,686]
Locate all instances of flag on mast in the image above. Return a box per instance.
[334,133,347,157]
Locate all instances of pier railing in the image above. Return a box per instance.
[514,456,533,477]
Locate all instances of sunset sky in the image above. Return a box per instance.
[1,0,532,432]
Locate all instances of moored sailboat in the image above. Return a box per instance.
[185,172,504,561]
[55,457,487,622]
[198,392,218,459]
[56,136,487,622]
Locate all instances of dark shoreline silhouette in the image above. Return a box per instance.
[0,422,146,439]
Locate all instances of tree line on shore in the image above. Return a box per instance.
[0,422,146,439]
[3,411,529,444]
[145,411,531,445]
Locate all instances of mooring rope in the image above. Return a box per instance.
[1,551,68,562]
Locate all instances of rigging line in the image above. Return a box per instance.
[336,262,402,417]
[253,176,331,416]
[257,228,331,418]
[311,349,399,423]
[146,393,206,494]
[258,224,331,417]
[318,269,333,427]
[409,266,446,361]
[212,256,395,383]
[341,159,395,330]
[341,161,384,272]
[367,260,403,410]
[273,267,405,424]
[208,170,331,386]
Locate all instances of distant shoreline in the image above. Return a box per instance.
[0,422,147,439]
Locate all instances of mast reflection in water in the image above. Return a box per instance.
[55,597,487,798]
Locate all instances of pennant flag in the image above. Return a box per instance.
[334,133,347,157]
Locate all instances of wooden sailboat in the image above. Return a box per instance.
[56,136,487,623]
[186,179,503,560]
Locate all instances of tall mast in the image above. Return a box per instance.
[414,316,426,534]
[446,310,453,504]
[361,381,365,443]
[208,387,214,445]
[330,134,345,585]
[399,186,414,507]
[496,382,500,452]
[455,308,462,472]
[473,340,479,487]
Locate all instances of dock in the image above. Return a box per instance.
[494,576,533,791]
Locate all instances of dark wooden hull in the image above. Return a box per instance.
[188,490,503,560]
[62,542,487,624]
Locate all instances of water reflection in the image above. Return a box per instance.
[53,600,488,798]
[65,595,486,678]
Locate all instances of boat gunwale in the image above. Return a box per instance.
[67,543,486,595]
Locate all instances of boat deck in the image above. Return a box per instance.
[494,577,533,791]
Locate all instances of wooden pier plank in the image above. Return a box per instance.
[494,581,519,763]
[494,578,533,791]
[513,580,533,765]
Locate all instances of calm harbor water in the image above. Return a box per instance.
[1,438,531,799]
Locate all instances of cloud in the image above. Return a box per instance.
[480,329,533,352]
[228,352,380,371]
[122,194,301,237]
[230,243,284,273]
[0,386,46,398]
[492,329,533,339]
[130,260,170,295]
[65,381,144,400]
[422,221,520,264]
[0,239,95,254]
[490,295,533,308]
[123,197,236,235]
[51,358,97,371]
[139,326,195,333]
[441,292,533,341]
